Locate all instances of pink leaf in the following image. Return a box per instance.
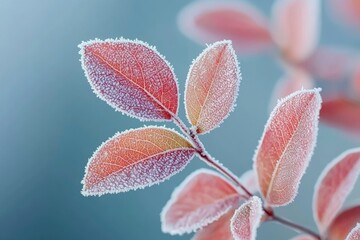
[330,0,360,29]
[327,206,360,240]
[239,170,259,194]
[178,0,273,54]
[313,148,360,233]
[320,96,360,137]
[230,196,263,240]
[254,89,322,206]
[161,169,242,235]
[193,210,234,240]
[346,224,360,240]
[270,69,314,109]
[290,235,317,240]
[79,38,178,121]
[81,127,195,196]
[272,0,321,62]
[300,46,357,81]
[185,40,240,134]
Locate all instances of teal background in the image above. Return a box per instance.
[0,0,359,239]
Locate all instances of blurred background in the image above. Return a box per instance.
[0,0,359,239]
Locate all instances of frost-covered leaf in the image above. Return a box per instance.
[185,40,240,134]
[330,0,360,29]
[272,0,321,62]
[81,127,195,196]
[270,69,314,109]
[345,224,360,240]
[239,170,259,194]
[313,148,360,233]
[254,89,322,206]
[161,169,242,235]
[79,38,178,121]
[290,235,317,240]
[230,196,263,240]
[178,0,273,54]
[327,206,360,240]
[193,210,234,240]
[300,46,358,81]
[320,96,360,137]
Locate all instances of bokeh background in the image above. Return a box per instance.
[1,0,359,239]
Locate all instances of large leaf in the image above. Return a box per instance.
[230,196,263,240]
[178,0,273,54]
[185,40,240,134]
[254,89,322,206]
[272,0,321,62]
[327,206,360,240]
[161,169,242,235]
[81,127,195,196]
[79,38,178,121]
[193,210,234,240]
[330,0,360,29]
[346,224,360,240]
[313,148,360,233]
[320,96,360,137]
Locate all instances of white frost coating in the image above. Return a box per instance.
[184,40,241,134]
[78,38,179,122]
[253,88,322,206]
[313,147,360,233]
[177,0,272,53]
[346,223,360,240]
[230,196,263,240]
[161,169,241,235]
[81,126,195,196]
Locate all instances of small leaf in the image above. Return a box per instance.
[178,0,273,54]
[327,206,360,240]
[193,210,234,240]
[272,0,321,62]
[239,170,259,195]
[330,0,360,29]
[290,235,317,240]
[300,46,357,81]
[81,127,195,196]
[230,196,263,240]
[254,89,322,206]
[270,69,314,110]
[313,148,360,233]
[79,38,179,121]
[346,223,360,240]
[161,169,242,235]
[320,96,360,137]
[185,40,240,134]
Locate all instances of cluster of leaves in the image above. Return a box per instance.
[79,38,360,239]
[178,0,360,139]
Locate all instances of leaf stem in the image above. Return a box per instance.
[171,115,321,239]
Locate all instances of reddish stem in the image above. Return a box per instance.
[172,115,321,239]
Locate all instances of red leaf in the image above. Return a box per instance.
[81,127,195,196]
[300,46,357,81]
[313,148,360,233]
[346,224,360,240]
[327,206,360,240]
[230,196,263,240]
[185,40,240,134]
[79,38,178,121]
[290,235,317,240]
[239,170,259,194]
[320,96,360,137]
[254,89,322,206]
[193,210,234,240]
[270,69,314,109]
[272,0,321,62]
[330,0,360,29]
[178,1,273,54]
[161,169,242,235]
